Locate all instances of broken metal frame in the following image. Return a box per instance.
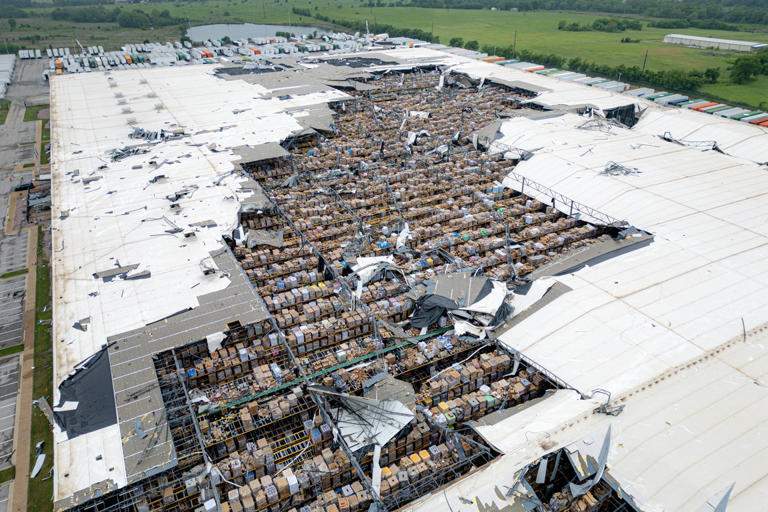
[171,348,222,508]
[323,184,372,257]
[505,171,624,226]
[218,243,390,512]
[381,448,494,510]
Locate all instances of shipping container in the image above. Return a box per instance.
[701,104,730,113]
[716,107,747,118]
[741,113,768,123]
[656,94,688,105]
[125,55,132,64]
[691,102,718,111]
[732,110,761,120]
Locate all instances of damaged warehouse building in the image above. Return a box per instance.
[48,48,768,512]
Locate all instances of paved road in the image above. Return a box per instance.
[0,357,19,468]
[0,276,25,350]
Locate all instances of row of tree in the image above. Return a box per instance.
[730,53,768,84]
[558,18,643,32]
[406,0,768,26]
[647,19,740,31]
[292,7,441,42]
[49,6,179,28]
[445,40,721,91]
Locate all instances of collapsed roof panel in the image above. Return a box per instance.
[49,46,768,512]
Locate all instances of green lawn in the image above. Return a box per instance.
[0,268,28,279]
[5,3,768,116]
[29,226,53,512]
[23,105,48,123]
[701,75,768,110]
[0,465,15,484]
[0,100,9,126]
[313,7,768,73]
[0,345,24,359]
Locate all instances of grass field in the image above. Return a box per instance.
[0,100,10,126]
[3,4,767,120]
[29,226,53,512]
[316,6,768,72]
[23,104,48,123]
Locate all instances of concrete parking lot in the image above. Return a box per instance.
[0,356,19,469]
[0,231,28,275]
[0,276,25,350]
[0,482,9,512]
[4,60,49,107]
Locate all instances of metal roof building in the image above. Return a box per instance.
[663,33,768,53]
[48,47,768,512]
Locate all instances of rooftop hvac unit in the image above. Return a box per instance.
[139,78,147,84]
[154,103,164,110]
[122,107,133,114]
[109,81,117,88]
[117,99,127,105]
[127,117,137,125]
[146,92,157,98]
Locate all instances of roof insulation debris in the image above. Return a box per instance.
[50,64,349,502]
[49,47,768,512]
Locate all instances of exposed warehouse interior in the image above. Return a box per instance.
[49,47,768,512]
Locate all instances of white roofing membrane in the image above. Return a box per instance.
[376,48,768,165]
[50,65,348,501]
[49,48,768,509]
[463,113,768,510]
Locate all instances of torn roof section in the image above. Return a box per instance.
[50,64,349,504]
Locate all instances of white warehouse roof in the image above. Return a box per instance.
[49,47,768,512]
[664,33,768,50]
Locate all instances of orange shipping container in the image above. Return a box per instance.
[124,55,132,64]
[749,116,768,125]
[55,68,62,75]
[691,102,717,111]
[758,119,768,127]
[483,56,505,63]
[526,66,546,72]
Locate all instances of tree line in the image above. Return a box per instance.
[292,7,441,42]
[406,0,768,26]
[449,40,721,92]
[558,18,643,32]
[49,6,179,27]
[730,53,768,84]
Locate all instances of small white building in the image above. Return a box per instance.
[663,33,768,52]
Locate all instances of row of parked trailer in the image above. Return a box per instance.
[488,59,768,124]
[41,36,363,77]
[623,88,768,124]
[497,60,631,93]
